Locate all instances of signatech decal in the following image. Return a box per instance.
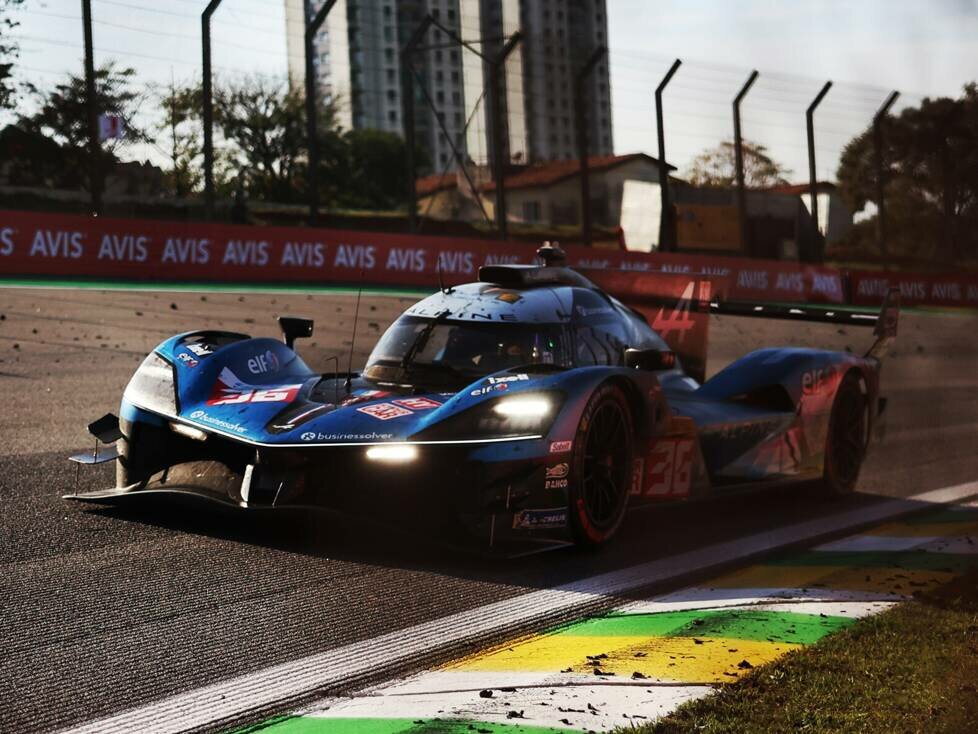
[512,507,568,530]
[544,462,570,490]
[186,343,213,357]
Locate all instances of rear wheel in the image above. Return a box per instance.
[569,384,634,547]
[819,372,868,496]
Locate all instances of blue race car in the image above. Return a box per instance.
[68,245,899,551]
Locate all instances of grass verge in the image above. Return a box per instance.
[635,568,978,733]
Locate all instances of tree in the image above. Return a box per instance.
[685,139,791,188]
[0,0,25,110]
[19,63,151,188]
[340,128,412,210]
[155,81,203,197]
[837,84,978,261]
[214,77,308,202]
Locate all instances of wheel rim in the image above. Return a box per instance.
[581,401,629,529]
[831,391,865,485]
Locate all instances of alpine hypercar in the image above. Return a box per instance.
[68,245,899,551]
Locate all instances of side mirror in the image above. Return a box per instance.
[278,316,314,350]
[624,347,677,371]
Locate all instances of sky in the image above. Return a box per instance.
[6,0,978,183]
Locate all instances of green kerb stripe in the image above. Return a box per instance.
[768,550,978,571]
[547,609,854,645]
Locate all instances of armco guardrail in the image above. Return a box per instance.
[2,208,975,308]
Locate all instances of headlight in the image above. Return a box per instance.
[493,396,552,418]
[365,444,419,463]
[415,391,563,441]
[123,352,178,416]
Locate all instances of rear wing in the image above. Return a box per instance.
[586,269,900,380]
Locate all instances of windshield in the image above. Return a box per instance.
[364,316,571,383]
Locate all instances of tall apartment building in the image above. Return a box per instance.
[284,0,612,170]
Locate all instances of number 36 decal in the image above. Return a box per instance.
[631,437,694,498]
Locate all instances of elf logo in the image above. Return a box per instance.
[247,350,281,375]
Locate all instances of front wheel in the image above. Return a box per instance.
[569,384,634,547]
[818,372,868,496]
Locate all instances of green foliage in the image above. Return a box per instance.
[214,77,308,202]
[837,84,978,262]
[685,139,791,188]
[155,81,203,197]
[339,128,411,210]
[0,0,26,110]
[15,62,150,190]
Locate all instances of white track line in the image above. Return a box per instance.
[62,481,978,734]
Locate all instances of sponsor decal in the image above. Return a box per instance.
[299,431,394,442]
[487,373,529,385]
[186,342,214,357]
[549,440,573,453]
[470,383,509,397]
[495,292,522,304]
[801,367,833,396]
[392,397,442,411]
[247,349,281,375]
[512,507,568,530]
[206,367,301,406]
[176,352,198,368]
[357,402,413,420]
[544,462,570,490]
[187,410,247,435]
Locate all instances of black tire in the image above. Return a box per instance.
[569,383,634,547]
[819,372,868,496]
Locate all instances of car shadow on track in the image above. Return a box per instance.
[75,482,904,594]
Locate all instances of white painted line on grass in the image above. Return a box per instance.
[62,480,978,734]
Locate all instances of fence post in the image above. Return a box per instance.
[806,80,832,261]
[733,70,759,256]
[655,59,681,251]
[81,0,101,215]
[575,45,607,247]
[873,91,900,260]
[202,0,223,220]
[305,0,338,226]
[488,32,522,240]
[400,16,434,234]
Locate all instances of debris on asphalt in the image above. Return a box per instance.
[506,710,525,719]
[737,659,754,669]
[631,671,647,680]
[478,689,493,698]
[170,303,178,310]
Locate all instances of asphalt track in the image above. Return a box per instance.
[1,285,977,732]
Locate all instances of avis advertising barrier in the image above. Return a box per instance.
[0,209,847,304]
[2,208,974,308]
